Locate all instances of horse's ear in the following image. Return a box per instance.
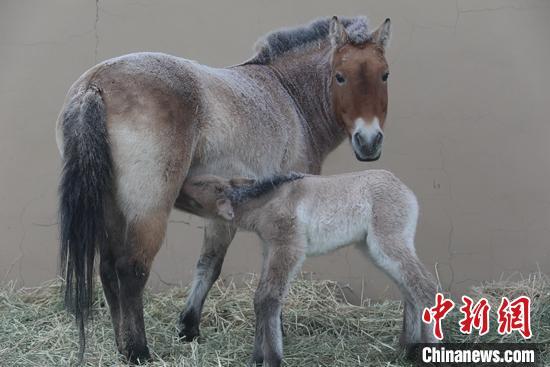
[216,199,235,221]
[329,16,349,48]
[371,18,391,49]
[230,177,256,187]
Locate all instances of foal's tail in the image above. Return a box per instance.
[58,85,112,359]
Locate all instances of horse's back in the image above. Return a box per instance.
[57,52,205,220]
[297,170,418,238]
[57,52,203,139]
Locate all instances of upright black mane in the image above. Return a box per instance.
[247,16,370,64]
[227,172,305,204]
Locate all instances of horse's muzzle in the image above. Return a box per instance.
[352,131,383,161]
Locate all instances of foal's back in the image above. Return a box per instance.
[283,170,417,256]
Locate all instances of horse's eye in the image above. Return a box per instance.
[335,72,346,85]
[382,72,389,82]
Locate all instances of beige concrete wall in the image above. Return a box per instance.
[1,0,549,300]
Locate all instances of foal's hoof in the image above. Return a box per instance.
[250,351,263,366]
[178,310,200,342]
[178,327,200,342]
[403,344,418,361]
[178,325,200,342]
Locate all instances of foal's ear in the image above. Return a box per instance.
[329,16,349,48]
[216,199,235,221]
[230,177,256,187]
[371,18,391,49]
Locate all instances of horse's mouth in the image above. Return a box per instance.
[355,150,382,162]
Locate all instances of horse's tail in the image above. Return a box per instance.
[58,85,112,359]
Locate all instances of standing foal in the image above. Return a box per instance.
[182,171,439,366]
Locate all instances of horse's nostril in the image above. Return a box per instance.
[354,132,366,147]
[374,132,384,146]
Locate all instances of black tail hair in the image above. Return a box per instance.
[59,85,112,360]
[226,172,304,204]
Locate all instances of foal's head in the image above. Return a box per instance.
[329,17,391,161]
[181,175,255,221]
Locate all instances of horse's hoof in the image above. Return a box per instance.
[404,344,417,361]
[125,346,151,365]
[178,310,200,342]
[249,355,263,367]
[178,325,200,342]
[263,356,282,367]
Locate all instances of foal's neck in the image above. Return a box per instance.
[231,190,282,230]
[266,45,346,164]
[231,201,266,231]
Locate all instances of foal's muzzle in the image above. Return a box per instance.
[352,130,383,162]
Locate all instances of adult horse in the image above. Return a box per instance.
[56,16,392,364]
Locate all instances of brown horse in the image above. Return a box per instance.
[56,16,391,364]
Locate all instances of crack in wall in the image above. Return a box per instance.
[454,0,550,36]
[438,141,456,293]
[94,0,100,63]
[4,197,36,284]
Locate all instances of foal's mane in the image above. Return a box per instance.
[227,172,305,204]
[247,16,370,65]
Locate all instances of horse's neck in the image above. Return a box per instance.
[264,47,346,164]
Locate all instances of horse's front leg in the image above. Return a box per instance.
[178,220,236,341]
[252,240,305,367]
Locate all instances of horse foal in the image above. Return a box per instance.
[182,170,439,366]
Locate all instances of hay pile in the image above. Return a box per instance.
[0,273,548,366]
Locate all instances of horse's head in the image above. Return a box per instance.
[329,16,391,162]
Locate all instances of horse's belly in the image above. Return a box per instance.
[305,231,362,257]
[191,153,279,177]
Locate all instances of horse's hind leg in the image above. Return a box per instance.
[361,233,438,351]
[99,201,126,352]
[108,123,191,362]
[178,220,236,341]
[115,212,171,363]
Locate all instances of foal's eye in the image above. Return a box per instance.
[382,71,389,82]
[335,72,346,85]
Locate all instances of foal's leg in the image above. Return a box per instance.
[179,220,236,341]
[361,233,438,350]
[252,240,305,367]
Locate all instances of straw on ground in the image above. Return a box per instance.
[0,273,548,366]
